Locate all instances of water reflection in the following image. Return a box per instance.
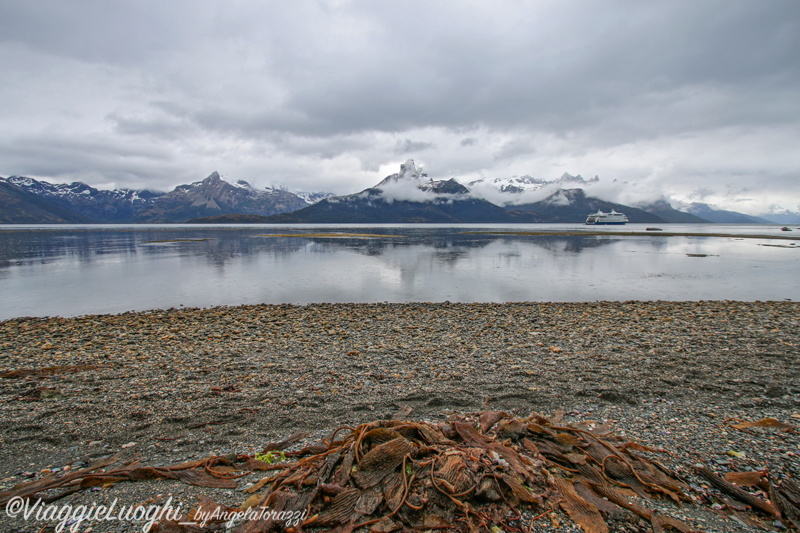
[0,227,659,271]
[0,226,797,319]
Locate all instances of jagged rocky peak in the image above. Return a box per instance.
[399,159,426,180]
[179,171,222,191]
[7,176,35,187]
[377,159,429,186]
[557,172,599,184]
[198,172,255,191]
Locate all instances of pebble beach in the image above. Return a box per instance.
[1,300,798,532]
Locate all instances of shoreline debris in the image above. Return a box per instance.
[3,411,798,532]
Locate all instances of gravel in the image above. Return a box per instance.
[0,301,798,532]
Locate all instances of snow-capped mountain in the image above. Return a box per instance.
[294,191,335,204]
[376,159,429,187]
[468,172,598,192]
[508,188,664,223]
[4,176,164,222]
[0,180,92,223]
[374,159,470,196]
[468,175,548,194]
[0,173,333,223]
[121,171,329,222]
[260,160,519,223]
[467,173,600,205]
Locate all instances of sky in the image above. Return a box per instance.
[0,0,798,214]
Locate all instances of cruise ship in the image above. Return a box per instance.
[585,210,629,225]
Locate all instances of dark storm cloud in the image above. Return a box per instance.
[0,0,798,212]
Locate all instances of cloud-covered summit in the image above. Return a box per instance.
[367,159,467,203]
[376,159,428,187]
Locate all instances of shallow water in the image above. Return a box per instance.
[0,223,797,319]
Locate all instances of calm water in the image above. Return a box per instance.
[0,224,798,319]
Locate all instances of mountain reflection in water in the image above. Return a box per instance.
[0,225,796,319]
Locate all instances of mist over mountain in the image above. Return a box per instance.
[677,202,770,224]
[635,200,708,224]
[507,188,664,223]
[257,160,523,223]
[372,160,472,202]
[465,173,600,206]
[2,162,785,225]
[759,205,800,224]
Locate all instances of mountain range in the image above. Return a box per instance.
[2,161,796,224]
[0,172,331,223]
[202,161,726,224]
[256,160,526,223]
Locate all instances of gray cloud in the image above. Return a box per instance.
[0,0,798,213]
[396,139,434,154]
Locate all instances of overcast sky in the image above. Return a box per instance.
[1,0,798,214]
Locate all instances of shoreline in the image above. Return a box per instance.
[1,301,798,531]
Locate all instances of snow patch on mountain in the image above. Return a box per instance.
[294,191,334,204]
[464,173,602,206]
[544,189,574,206]
[2,172,334,222]
[233,179,255,191]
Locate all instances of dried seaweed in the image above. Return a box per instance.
[0,363,108,379]
[722,470,767,487]
[0,455,253,506]
[552,476,609,533]
[694,465,779,517]
[726,417,796,433]
[775,478,800,529]
[1,412,722,532]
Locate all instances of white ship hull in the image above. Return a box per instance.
[585,210,629,225]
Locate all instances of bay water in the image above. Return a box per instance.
[0,224,797,320]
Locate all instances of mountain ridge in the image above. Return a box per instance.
[257,161,525,223]
[0,180,93,223]
[679,202,770,224]
[0,173,332,223]
[2,163,779,224]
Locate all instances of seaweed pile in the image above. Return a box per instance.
[2,411,798,532]
[157,411,702,532]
